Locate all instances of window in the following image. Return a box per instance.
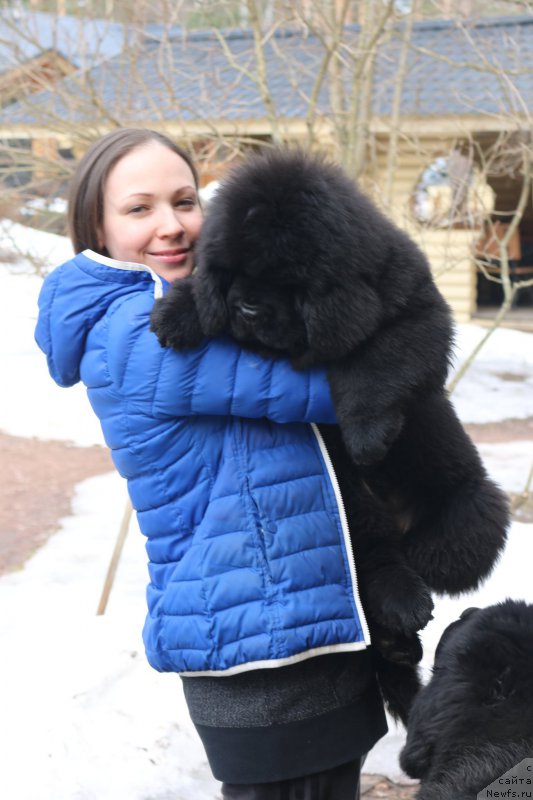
[413,150,493,228]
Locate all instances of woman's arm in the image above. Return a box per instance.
[107,298,336,425]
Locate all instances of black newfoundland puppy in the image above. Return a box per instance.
[401,600,533,799]
[150,149,509,720]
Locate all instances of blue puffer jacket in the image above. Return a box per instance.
[36,250,370,675]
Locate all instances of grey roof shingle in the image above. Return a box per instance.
[0,15,531,127]
[0,8,126,75]
[373,15,533,117]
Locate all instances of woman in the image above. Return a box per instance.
[35,128,387,799]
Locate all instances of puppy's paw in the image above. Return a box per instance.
[150,280,204,350]
[365,569,434,635]
[371,626,423,666]
[341,411,404,465]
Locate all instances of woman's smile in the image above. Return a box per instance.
[147,247,192,263]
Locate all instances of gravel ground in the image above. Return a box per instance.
[362,776,418,798]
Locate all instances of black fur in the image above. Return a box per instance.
[401,601,533,799]
[318,422,430,723]
[150,148,510,721]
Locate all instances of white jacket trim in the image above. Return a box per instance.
[180,641,368,677]
[311,423,371,645]
[82,249,164,298]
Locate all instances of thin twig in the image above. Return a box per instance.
[96,499,133,616]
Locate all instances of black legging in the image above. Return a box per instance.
[221,758,363,800]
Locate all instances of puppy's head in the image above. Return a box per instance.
[194,148,396,363]
[435,600,533,724]
[401,601,533,795]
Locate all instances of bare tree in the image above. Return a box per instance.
[0,0,531,319]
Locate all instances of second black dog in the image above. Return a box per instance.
[401,600,533,799]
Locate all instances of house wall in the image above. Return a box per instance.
[369,135,478,322]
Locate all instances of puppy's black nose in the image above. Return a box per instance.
[236,301,260,319]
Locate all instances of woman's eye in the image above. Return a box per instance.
[175,197,196,208]
[128,205,148,214]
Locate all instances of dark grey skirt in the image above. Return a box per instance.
[181,650,387,784]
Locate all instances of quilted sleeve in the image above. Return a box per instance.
[108,298,336,424]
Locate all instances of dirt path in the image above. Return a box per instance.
[464,417,533,443]
[1,431,112,574]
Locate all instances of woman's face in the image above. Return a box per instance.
[99,140,203,282]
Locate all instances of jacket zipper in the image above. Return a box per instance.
[311,423,371,645]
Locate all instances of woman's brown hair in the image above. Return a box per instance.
[67,128,199,254]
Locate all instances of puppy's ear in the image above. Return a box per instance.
[298,282,383,361]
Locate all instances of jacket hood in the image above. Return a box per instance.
[35,250,162,387]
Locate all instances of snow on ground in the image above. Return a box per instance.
[1,220,532,796]
[451,324,533,424]
[0,221,104,446]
